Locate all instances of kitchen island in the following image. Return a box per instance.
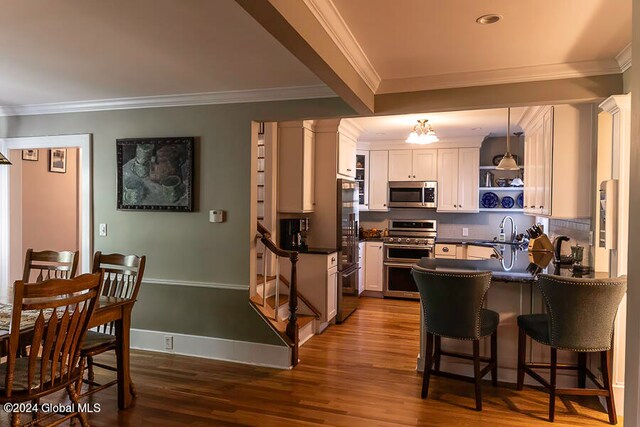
[415,245,600,387]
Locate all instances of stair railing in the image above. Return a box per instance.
[257,222,299,366]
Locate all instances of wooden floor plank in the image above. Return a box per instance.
[5,297,618,426]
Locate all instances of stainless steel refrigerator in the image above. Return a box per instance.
[336,179,359,323]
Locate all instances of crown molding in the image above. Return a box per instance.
[339,118,365,140]
[358,136,484,151]
[616,43,632,72]
[0,85,336,116]
[377,59,622,94]
[516,105,550,130]
[599,93,631,114]
[303,0,381,93]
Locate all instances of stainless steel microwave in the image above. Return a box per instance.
[388,181,437,208]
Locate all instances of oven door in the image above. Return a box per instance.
[384,244,431,263]
[384,262,420,300]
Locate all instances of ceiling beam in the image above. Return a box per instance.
[235,0,374,115]
[374,74,623,115]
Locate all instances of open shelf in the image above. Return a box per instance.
[479,208,524,213]
[479,187,524,191]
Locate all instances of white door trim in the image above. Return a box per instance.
[0,134,92,287]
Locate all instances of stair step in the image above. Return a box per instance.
[250,294,314,330]
[266,294,289,309]
[257,274,276,283]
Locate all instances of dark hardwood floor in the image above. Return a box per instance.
[15,297,618,426]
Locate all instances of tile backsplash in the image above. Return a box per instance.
[360,209,534,241]
[547,218,593,264]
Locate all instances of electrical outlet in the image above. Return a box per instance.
[462,227,469,237]
[99,223,107,237]
[164,335,174,350]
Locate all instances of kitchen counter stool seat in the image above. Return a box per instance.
[411,266,497,412]
[516,274,627,425]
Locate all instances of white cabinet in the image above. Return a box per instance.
[368,151,389,211]
[437,148,479,213]
[412,149,438,181]
[327,266,338,321]
[358,242,365,295]
[388,149,437,181]
[388,151,413,181]
[280,252,339,330]
[364,242,383,291]
[338,133,357,178]
[521,105,593,218]
[278,121,315,213]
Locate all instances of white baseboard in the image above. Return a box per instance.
[131,328,292,369]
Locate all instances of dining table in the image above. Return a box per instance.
[0,294,136,410]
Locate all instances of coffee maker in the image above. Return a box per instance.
[280,218,309,251]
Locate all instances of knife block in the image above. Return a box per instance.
[528,233,554,253]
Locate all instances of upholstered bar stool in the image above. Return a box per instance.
[516,274,627,424]
[411,266,498,411]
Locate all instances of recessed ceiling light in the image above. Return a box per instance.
[476,14,502,25]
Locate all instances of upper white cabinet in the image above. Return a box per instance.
[338,133,357,178]
[412,149,438,181]
[437,148,479,213]
[388,151,413,181]
[337,119,362,179]
[521,105,593,218]
[278,121,315,213]
[368,151,389,211]
[388,149,437,181]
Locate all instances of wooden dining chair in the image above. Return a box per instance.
[0,273,101,427]
[78,251,146,398]
[22,249,79,283]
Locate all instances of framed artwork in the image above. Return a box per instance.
[116,137,194,211]
[49,149,67,173]
[22,149,39,161]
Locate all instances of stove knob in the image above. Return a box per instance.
[405,238,411,243]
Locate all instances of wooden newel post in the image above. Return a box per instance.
[286,252,299,367]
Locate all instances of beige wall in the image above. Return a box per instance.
[20,148,79,255]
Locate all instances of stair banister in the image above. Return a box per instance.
[257,222,299,366]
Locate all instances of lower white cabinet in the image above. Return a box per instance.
[280,252,339,330]
[327,266,338,321]
[358,242,365,294]
[364,242,383,291]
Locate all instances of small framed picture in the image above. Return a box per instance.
[49,149,67,173]
[22,149,38,161]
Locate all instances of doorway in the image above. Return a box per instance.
[0,134,92,288]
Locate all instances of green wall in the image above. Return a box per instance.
[6,97,353,345]
[623,67,632,94]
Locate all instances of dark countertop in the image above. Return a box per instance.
[298,247,337,255]
[417,246,600,283]
[435,238,499,247]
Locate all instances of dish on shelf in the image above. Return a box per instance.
[517,193,524,208]
[480,192,500,209]
[501,196,515,209]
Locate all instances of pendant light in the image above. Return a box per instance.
[0,152,10,165]
[496,108,519,170]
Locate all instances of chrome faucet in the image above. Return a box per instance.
[499,215,517,243]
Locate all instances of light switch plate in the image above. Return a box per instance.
[209,210,225,223]
[462,227,469,237]
[99,223,107,237]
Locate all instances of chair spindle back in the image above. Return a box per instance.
[22,249,79,283]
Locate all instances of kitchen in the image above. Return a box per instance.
[263,97,629,416]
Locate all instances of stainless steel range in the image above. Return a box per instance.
[383,219,436,299]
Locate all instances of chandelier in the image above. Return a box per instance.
[406,119,439,144]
